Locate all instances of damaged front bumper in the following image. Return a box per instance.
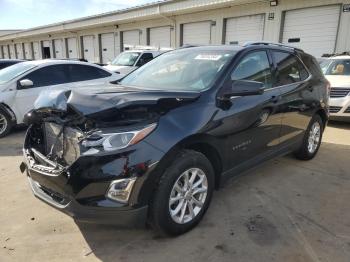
[21,125,164,226]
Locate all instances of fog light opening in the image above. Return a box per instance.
[106,178,137,203]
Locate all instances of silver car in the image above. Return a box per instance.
[320,55,350,122]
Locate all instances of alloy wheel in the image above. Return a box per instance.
[169,168,208,224]
[307,122,321,154]
[0,113,8,135]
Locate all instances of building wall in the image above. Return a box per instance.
[1,0,349,61]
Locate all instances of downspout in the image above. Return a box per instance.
[157,4,176,48]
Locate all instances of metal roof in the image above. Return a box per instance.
[0,0,253,41]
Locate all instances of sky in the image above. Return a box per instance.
[0,0,156,30]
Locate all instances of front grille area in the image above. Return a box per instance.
[345,107,350,113]
[330,88,350,98]
[44,122,83,165]
[329,106,342,113]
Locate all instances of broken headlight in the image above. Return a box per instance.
[82,123,157,152]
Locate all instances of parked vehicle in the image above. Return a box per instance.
[0,60,120,137]
[21,43,328,236]
[0,59,25,70]
[320,55,350,122]
[104,49,165,76]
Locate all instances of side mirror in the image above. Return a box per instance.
[18,79,34,89]
[222,80,264,98]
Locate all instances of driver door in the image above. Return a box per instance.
[15,65,69,119]
[221,50,283,171]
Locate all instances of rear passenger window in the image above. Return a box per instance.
[67,64,111,82]
[273,51,309,86]
[231,51,272,88]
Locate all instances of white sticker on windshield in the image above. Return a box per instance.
[195,54,222,61]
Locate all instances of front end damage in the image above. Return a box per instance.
[21,88,200,225]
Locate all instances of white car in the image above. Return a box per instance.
[104,50,164,76]
[320,55,350,122]
[0,60,121,137]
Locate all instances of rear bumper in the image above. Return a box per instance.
[26,173,148,226]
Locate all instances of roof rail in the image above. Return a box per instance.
[243,41,304,52]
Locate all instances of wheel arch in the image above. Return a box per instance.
[0,103,16,123]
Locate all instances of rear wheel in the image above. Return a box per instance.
[294,114,323,160]
[150,150,215,236]
[0,109,13,138]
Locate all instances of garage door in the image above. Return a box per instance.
[225,14,265,45]
[67,37,78,59]
[183,21,211,45]
[150,26,171,48]
[82,35,95,62]
[24,43,32,59]
[16,43,24,59]
[54,39,64,59]
[123,30,140,50]
[101,33,115,64]
[2,46,9,58]
[33,42,40,59]
[282,5,340,57]
[9,44,16,58]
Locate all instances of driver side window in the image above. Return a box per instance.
[21,65,69,88]
[231,51,272,89]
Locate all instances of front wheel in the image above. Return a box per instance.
[0,109,13,138]
[149,150,215,236]
[294,114,324,160]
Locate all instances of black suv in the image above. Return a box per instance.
[21,42,329,236]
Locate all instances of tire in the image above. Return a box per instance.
[294,114,323,160]
[149,150,215,236]
[0,109,13,138]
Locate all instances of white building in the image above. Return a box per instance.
[0,0,349,62]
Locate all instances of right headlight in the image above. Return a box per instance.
[82,123,157,152]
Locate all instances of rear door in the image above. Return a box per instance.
[271,50,315,146]
[66,64,113,86]
[222,49,283,170]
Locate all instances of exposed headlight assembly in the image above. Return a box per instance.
[82,123,157,152]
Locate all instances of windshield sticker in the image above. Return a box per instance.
[195,54,222,61]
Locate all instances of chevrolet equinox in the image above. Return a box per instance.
[21,42,329,236]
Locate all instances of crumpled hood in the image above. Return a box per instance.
[33,85,200,118]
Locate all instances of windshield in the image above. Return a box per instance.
[321,59,350,76]
[111,52,141,66]
[0,63,36,85]
[120,49,236,91]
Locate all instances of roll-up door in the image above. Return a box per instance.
[101,33,115,64]
[24,43,32,59]
[183,21,211,45]
[3,46,9,59]
[9,45,16,58]
[149,26,171,48]
[16,43,24,59]
[123,30,140,50]
[82,35,95,62]
[33,42,40,59]
[225,14,265,45]
[282,5,340,57]
[54,39,64,59]
[67,37,78,59]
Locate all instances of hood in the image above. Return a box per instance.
[104,65,136,75]
[33,85,200,119]
[325,75,350,88]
